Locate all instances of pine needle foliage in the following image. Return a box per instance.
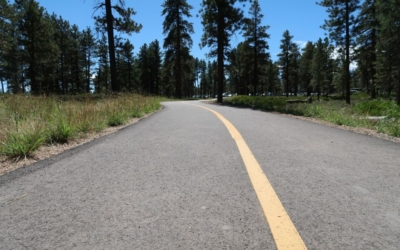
[161,0,194,99]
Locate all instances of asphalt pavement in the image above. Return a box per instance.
[0,100,399,249]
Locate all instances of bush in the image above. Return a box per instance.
[107,112,127,126]
[1,129,46,158]
[48,118,74,143]
[353,100,396,116]
[227,96,286,111]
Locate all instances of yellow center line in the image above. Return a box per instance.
[184,102,307,250]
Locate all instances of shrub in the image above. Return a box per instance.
[48,118,74,143]
[353,100,394,116]
[227,96,286,111]
[107,112,127,126]
[1,129,46,158]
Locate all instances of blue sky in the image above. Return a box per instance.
[35,0,329,61]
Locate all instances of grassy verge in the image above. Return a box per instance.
[0,94,163,159]
[224,94,400,138]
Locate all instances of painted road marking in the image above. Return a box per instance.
[185,102,307,250]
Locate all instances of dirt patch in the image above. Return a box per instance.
[0,112,155,176]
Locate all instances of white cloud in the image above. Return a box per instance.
[294,40,308,49]
[331,47,358,70]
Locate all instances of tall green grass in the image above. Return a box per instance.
[224,95,400,137]
[0,94,162,158]
[227,96,287,111]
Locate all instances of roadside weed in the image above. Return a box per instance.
[0,94,163,160]
[1,127,46,158]
[224,95,400,138]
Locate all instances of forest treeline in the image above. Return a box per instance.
[0,0,399,104]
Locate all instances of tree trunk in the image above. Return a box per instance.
[61,51,66,94]
[317,82,321,100]
[345,0,351,104]
[397,51,400,105]
[105,0,119,92]
[128,60,132,92]
[175,3,182,98]
[29,32,38,94]
[75,51,80,93]
[253,16,258,96]
[370,5,377,99]
[286,55,289,98]
[86,52,91,93]
[217,5,224,103]
[29,57,38,94]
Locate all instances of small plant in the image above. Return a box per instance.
[226,96,287,111]
[0,129,46,158]
[107,112,126,126]
[353,99,393,116]
[390,125,400,137]
[303,105,323,117]
[48,118,74,143]
[77,121,91,133]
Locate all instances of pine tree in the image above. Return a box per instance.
[95,33,110,93]
[242,0,270,95]
[227,48,240,95]
[278,30,294,97]
[290,43,301,96]
[206,61,213,97]
[0,0,14,93]
[200,0,248,103]
[148,40,162,95]
[15,0,59,94]
[182,55,195,97]
[354,0,378,98]
[193,58,200,96]
[51,15,71,94]
[81,27,96,93]
[94,0,142,93]
[161,56,175,97]
[40,12,60,94]
[318,0,360,104]
[299,42,315,96]
[237,41,253,95]
[117,39,135,91]
[312,38,326,99]
[266,60,280,95]
[3,2,25,94]
[137,43,151,93]
[68,24,84,93]
[199,59,207,97]
[376,0,400,104]
[161,0,194,98]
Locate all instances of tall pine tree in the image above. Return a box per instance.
[299,41,315,96]
[94,0,141,92]
[161,0,194,98]
[200,0,248,103]
[318,0,360,104]
[242,0,270,95]
[354,0,378,98]
[278,30,294,97]
[376,0,400,104]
